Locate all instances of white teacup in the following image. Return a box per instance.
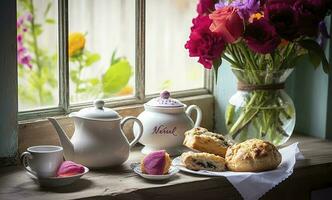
[20,145,63,178]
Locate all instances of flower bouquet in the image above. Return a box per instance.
[185,0,332,145]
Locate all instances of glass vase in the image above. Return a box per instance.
[225,68,295,146]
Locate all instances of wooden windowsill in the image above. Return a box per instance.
[1,134,332,200]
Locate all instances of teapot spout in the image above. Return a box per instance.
[48,117,74,160]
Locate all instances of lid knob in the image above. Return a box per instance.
[94,99,105,110]
[160,90,170,99]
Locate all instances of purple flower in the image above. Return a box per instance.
[18,46,27,54]
[214,0,260,19]
[215,1,226,9]
[17,16,24,28]
[26,13,33,22]
[18,55,32,69]
[317,21,330,47]
[244,18,281,54]
[319,21,330,38]
[17,32,32,69]
[17,34,23,45]
[264,0,299,40]
[231,0,260,19]
[197,0,215,15]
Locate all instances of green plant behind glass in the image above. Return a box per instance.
[70,47,133,101]
[17,0,57,110]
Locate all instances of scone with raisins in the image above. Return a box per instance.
[181,152,226,172]
[225,139,282,172]
[183,127,230,157]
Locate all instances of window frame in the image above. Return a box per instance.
[18,0,214,121]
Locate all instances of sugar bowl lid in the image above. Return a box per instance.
[145,91,184,108]
[72,100,120,120]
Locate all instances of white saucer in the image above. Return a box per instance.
[141,146,191,156]
[130,163,179,180]
[26,166,89,187]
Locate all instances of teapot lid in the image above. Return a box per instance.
[74,100,121,119]
[145,91,184,108]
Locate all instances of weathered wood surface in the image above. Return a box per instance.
[1,135,332,200]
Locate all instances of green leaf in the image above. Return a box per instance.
[85,53,101,66]
[44,2,53,17]
[213,58,222,81]
[110,50,121,65]
[289,53,309,67]
[298,39,331,73]
[45,18,56,24]
[76,87,88,93]
[102,59,132,94]
[34,24,43,36]
[41,90,53,104]
[225,105,235,127]
[308,51,321,69]
[161,80,172,90]
[89,78,100,86]
[70,70,80,83]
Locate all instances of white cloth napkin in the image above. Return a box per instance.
[218,142,303,200]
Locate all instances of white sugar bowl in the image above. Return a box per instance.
[133,91,202,156]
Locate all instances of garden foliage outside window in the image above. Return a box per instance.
[17,0,206,115]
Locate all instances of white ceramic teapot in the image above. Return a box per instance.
[48,100,143,168]
[133,91,202,155]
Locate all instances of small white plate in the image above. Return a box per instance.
[26,166,89,187]
[130,163,179,180]
[172,156,228,176]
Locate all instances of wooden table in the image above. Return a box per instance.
[1,135,332,200]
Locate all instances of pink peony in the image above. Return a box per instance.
[244,18,281,54]
[209,6,244,43]
[185,15,225,69]
[56,161,85,177]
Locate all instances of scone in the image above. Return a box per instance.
[183,127,230,157]
[225,139,282,172]
[141,150,172,175]
[181,152,226,172]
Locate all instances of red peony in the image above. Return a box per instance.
[185,15,225,69]
[244,18,281,54]
[293,0,328,37]
[197,0,215,15]
[209,6,244,43]
[264,0,299,40]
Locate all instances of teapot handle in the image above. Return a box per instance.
[185,105,202,127]
[120,116,143,149]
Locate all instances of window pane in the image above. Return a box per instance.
[17,0,59,111]
[146,0,205,94]
[69,0,135,104]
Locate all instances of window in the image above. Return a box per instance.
[17,0,212,120]
[145,0,205,94]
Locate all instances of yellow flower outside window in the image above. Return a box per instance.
[68,32,86,57]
